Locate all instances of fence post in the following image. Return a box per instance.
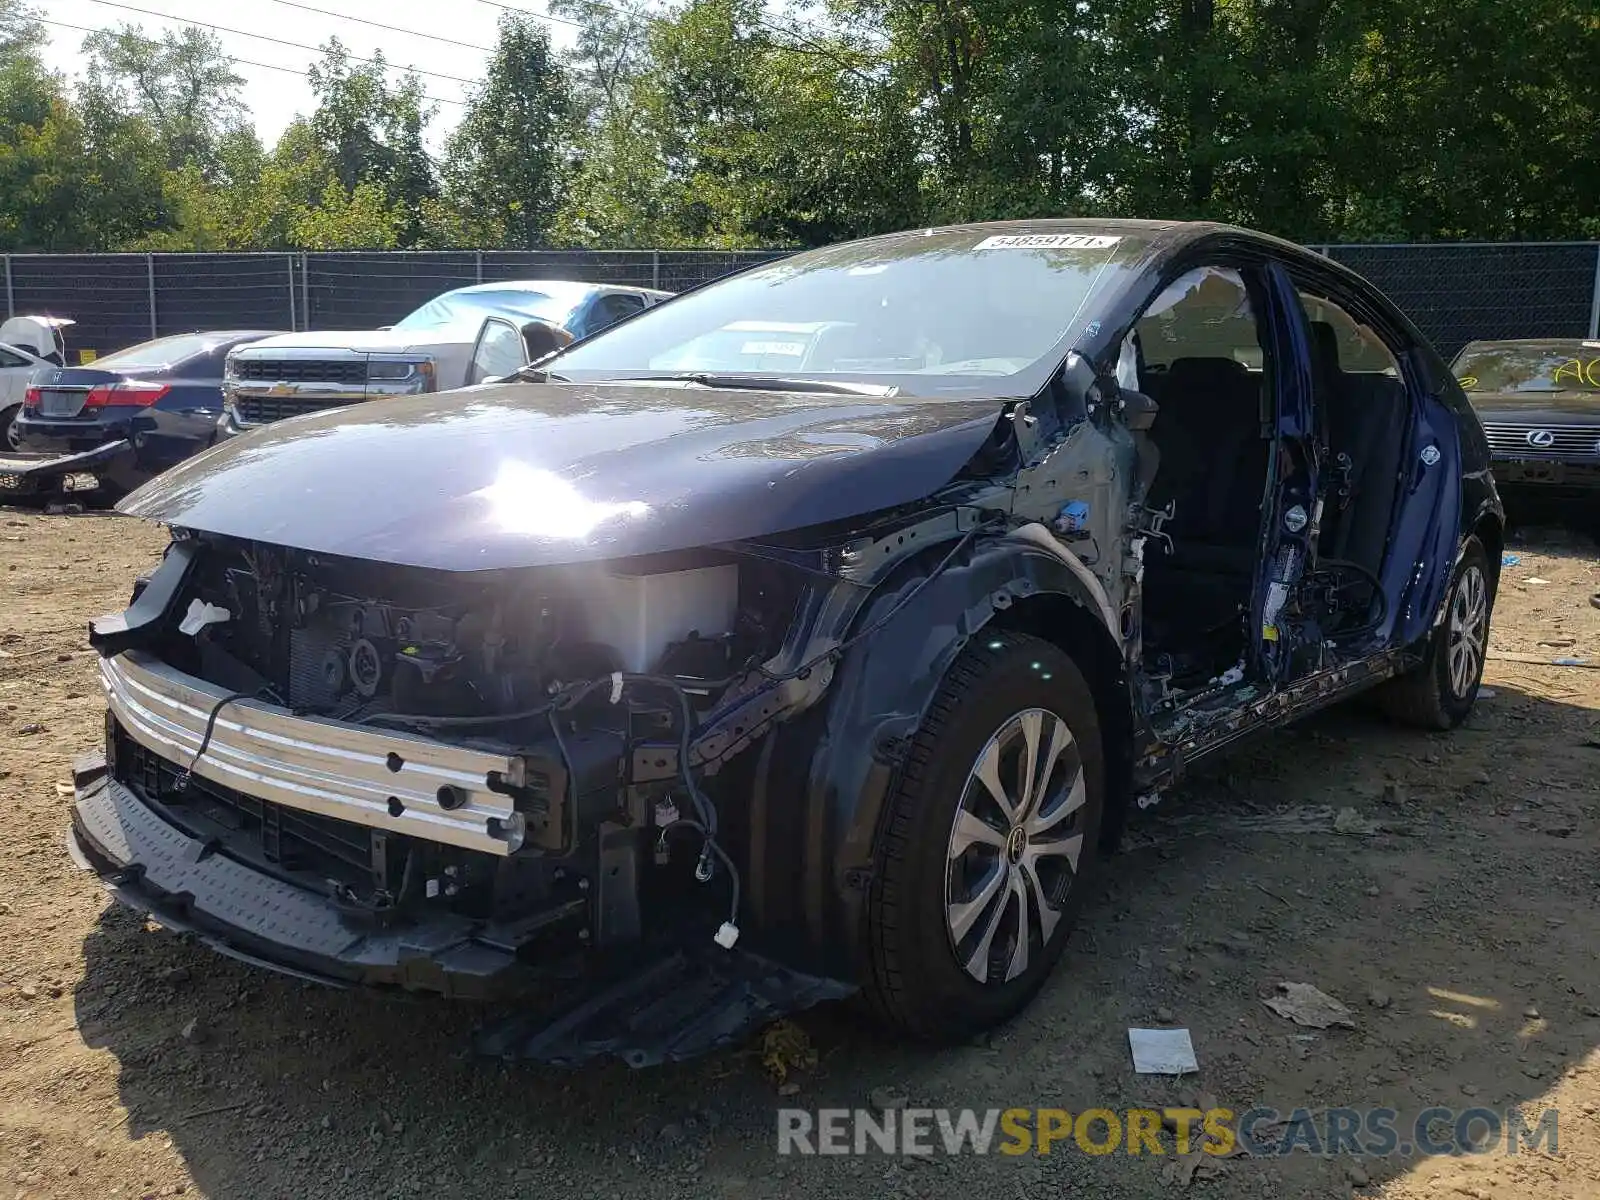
[1589,245,1600,340]
[475,250,484,284]
[146,253,157,338]
[286,254,297,331]
[2,255,11,318]
[300,253,310,332]
[651,250,660,290]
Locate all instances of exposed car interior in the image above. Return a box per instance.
[1134,280,1413,694]
[1303,302,1408,583]
[1132,267,1274,691]
[1299,295,1409,641]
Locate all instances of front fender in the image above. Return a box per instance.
[743,536,1115,979]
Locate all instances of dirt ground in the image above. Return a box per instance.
[1,508,1598,1200]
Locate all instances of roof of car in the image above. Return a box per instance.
[807,217,1321,274]
[447,280,671,301]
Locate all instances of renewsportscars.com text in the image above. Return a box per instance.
[776,1106,1559,1158]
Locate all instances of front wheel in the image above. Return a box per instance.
[1377,537,1492,730]
[862,631,1105,1041]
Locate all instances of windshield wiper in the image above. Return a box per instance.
[513,364,570,382]
[604,372,899,396]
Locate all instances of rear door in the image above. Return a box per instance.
[1287,276,1461,650]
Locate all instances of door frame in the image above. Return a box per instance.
[1121,251,1316,701]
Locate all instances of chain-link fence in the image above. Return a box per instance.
[3,249,788,360]
[1316,242,1600,360]
[4,243,1597,362]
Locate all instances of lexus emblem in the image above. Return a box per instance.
[1526,429,1556,448]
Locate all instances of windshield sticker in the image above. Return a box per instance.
[975,234,1122,251]
[740,341,805,356]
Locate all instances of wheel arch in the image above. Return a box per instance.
[740,535,1127,979]
[1470,508,1504,596]
[986,592,1135,854]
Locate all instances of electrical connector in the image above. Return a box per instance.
[714,921,740,950]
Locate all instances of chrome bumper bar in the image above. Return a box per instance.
[102,652,526,856]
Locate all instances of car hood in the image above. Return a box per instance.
[117,381,1007,571]
[1469,391,1600,420]
[236,328,468,355]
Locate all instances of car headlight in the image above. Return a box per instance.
[368,359,430,382]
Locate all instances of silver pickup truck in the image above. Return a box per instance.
[219,280,670,434]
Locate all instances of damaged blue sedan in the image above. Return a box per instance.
[67,220,1502,1065]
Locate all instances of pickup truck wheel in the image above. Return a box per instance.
[863,631,1104,1041]
[1377,537,1491,730]
[1,404,20,453]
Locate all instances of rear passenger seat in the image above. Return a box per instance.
[1143,356,1271,580]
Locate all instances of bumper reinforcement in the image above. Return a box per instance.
[102,651,532,856]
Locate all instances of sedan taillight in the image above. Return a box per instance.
[85,381,171,408]
[23,386,40,409]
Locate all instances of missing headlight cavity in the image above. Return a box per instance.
[149,537,780,727]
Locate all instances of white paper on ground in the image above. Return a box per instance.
[1128,1027,1199,1074]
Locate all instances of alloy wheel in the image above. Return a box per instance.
[1447,563,1488,699]
[944,707,1086,985]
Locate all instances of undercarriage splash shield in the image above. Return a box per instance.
[474,947,854,1068]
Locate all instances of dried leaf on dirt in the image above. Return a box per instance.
[758,1018,816,1083]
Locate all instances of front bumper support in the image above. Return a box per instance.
[69,752,856,1063]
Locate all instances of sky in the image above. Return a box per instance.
[36,0,580,149]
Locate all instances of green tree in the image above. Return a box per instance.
[307,39,438,247]
[80,23,247,176]
[438,13,573,248]
[560,0,921,247]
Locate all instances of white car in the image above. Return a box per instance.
[219,281,671,435]
[0,316,71,451]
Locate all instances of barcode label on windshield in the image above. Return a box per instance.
[975,234,1122,250]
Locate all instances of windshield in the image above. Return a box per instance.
[392,288,578,333]
[546,229,1139,398]
[1454,343,1600,393]
[95,333,221,370]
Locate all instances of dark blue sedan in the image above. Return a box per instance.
[12,330,279,498]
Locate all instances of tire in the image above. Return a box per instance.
[0,404,20,453]
[1377,537,1492,730]
[862,630,1105,1041]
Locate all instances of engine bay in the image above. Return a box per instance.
[169,541,756,726]
[91,532,817,969]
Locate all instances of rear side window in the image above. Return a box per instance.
[1298,295,1400,377]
